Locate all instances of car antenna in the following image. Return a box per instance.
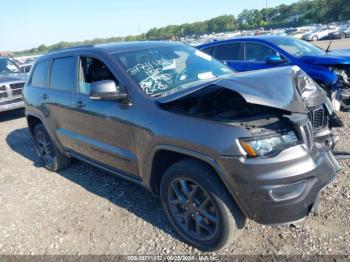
[326,39,333,53]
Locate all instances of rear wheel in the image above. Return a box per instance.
[33,124,71,171]
[160,159,245,251]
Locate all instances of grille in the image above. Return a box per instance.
[308,107,325,130]
[12,89,22,96]
[0,92,8,99]
[9,82,24,97]
[10,83,24,90]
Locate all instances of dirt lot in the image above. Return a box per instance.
[0,107,349,256]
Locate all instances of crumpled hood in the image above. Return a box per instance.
[300,50,350,65]
[158,66,307,114]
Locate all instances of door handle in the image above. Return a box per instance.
[72,100,86,108]
[40,93,48,100]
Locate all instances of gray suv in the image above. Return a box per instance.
[23,42,340,251]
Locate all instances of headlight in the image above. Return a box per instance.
[239,131,299,158]
[292,67,320,99]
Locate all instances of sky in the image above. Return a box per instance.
[1,0,297,51]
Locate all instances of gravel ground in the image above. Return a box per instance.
[0,107,349,256]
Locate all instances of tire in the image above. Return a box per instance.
[32,123,71,172]
[160,159,246,251]
[340,33,346,39]
[312,35,318,41]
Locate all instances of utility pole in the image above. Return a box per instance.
[265,0,268,9]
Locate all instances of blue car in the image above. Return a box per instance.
[198,36,350,110]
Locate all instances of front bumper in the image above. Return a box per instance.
[219,143,340,225]
[0,99,25,112]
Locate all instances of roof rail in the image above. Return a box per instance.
[48,44,94,53]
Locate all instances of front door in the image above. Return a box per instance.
[68,56,138,177]
[243,42,285,71]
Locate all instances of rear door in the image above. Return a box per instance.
[68,55,138,177]
[42,56,77,149]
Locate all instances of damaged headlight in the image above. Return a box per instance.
[239,131,299,158]
[296,71,319,99]
[330,66,349,85]
[291,66,323,100]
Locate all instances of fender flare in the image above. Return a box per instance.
[144,144,248,217]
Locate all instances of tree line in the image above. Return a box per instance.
[14,0,350,56]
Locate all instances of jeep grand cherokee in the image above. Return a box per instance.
[23,42,340,251]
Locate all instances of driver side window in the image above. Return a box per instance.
[244,43,279,62]
[78,57,118,95]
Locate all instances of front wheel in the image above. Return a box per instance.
[160,159,245,251]
[312,35,318,41]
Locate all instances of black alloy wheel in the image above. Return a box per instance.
[167,177,219,241]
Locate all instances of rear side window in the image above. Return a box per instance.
[50,57,76,92]
[214,43,244,61]
[30,60,50,88]
[245,43,278,62]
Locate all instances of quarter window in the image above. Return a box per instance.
[244,43,278,62]
[50,57,76,92]
[30,60,50,88]
[214,43,244,61]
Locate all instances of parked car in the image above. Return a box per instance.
[0,57,27,112]
[198,36,350,111]
[288,26,316,39]
[329,26,350,39]
[24,42,340,251]
[302,27,338,41]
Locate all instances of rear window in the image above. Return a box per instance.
[214,43,244,61]
[50,57,76,92]
[30,60,50,88]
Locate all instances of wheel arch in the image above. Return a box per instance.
[146,145,230,196]
[26,112,68,156]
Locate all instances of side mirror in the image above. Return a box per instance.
[265,55,285,65]
[89,80,128,101]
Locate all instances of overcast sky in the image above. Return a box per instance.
[1,0,297,51]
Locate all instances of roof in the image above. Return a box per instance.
[95,41,181,53]
[197,35,292,48]
[45,41,181,57]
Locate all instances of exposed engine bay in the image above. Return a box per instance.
[330,65,350,110]
[331,65,350,88]
[161,86,294,136]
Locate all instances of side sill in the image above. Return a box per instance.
[67,150,145,187]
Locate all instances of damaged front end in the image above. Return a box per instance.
[158,66,335,149]
[329,65,350,110]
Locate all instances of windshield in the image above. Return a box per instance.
[269,37,325,57]
[113,44,232,96]
[0,58,21,74]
